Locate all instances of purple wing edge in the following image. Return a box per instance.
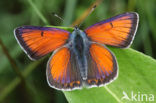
[85,12,138,31]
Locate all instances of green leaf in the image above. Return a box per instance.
[46,25,74,32]
[63,48,156,103]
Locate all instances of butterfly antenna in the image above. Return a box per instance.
[52,12,64,22]
[78,5,97,27]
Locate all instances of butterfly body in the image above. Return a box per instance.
[68,27,90,80]
[14,12,139,91]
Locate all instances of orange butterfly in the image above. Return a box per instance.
[14,12,139,91]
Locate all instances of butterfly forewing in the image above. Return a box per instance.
[85,12,139,48]
[14,26,70,60]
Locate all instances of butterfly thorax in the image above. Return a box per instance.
[68,27,89,80]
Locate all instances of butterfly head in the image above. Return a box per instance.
[74,25,80,31]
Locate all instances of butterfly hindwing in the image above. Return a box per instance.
[14,26,70,60]
[85,12,139,48]
[46,47,82,90]
[86,43,118,86]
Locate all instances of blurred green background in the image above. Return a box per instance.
[0,0,156,103]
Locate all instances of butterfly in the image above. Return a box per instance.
[14,12,139,91]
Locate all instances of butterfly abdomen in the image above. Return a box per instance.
[70,29,88,80]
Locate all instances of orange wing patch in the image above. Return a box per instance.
[47,47,82,90]
[14,26,70,60]
[50,48,70,81]
[85,12,139,48]
[86,43,117,86]
[90,44,114,73]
